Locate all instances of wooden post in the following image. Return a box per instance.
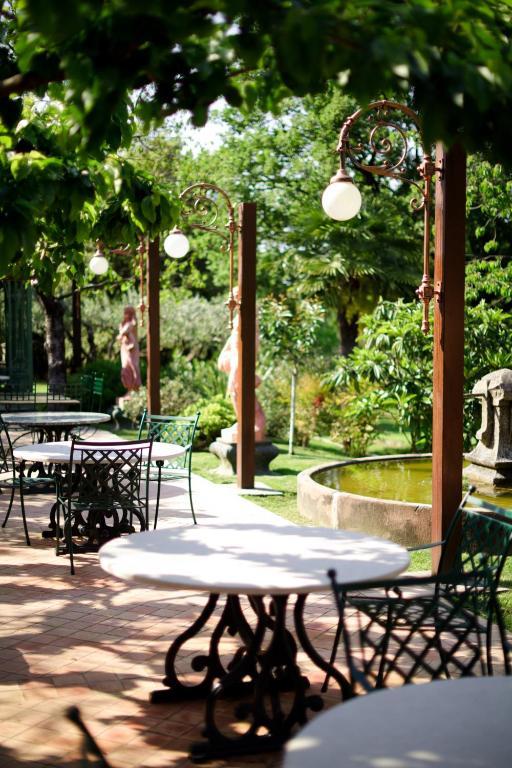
[71,281,82,372]
[237,203,256,488]
[146,237,161,415]
[431,142,466,571]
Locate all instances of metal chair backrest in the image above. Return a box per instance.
[1,384,37,412]
[69,438,153,509]
[329,495,512,693]
[91,374,104,411]
[137,410,199,470]
[75,373,94,410]
[67,707,111,767]
[438,494,512,602]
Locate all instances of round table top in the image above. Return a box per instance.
[13,439,186,464]
[99,524,410,595]
[284,677,512,768]
[2,411,110,428]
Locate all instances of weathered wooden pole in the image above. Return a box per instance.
[237,203,257,488]
[146,237,161,415]
[431,142,467,571]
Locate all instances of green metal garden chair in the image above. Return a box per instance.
[137,409,200,528]
[91,374,104,412]
[326,491,512,696]
[55,438,152,574]
[0,416,55,545]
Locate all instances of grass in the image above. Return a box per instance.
[192,419,410,523]
[111,419,512,630]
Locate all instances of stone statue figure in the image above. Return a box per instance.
[118,306,141,393]
[217,297,266,442]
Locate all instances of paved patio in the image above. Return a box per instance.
[0,473,345,768]
[1,467,508,768]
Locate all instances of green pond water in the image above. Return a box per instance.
[315,458,512,510]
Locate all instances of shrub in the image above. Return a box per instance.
[331,299,512,452]
[160,295,228,360]
[295,373,330,447]
[69,359,126,408]
[161,355,225,401]
[184,395,235,448]
[328,388,382,457]
[258,372,291,442]
[121,387,147,424]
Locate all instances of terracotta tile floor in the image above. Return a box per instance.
[0,475,347,768]
[0,472,508,767]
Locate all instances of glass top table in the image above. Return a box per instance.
[284,676,512,768]
[3,411,111,441]
[100,524,409,761]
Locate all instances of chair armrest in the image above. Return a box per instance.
[407,539,445,553]
[333,571,469,595]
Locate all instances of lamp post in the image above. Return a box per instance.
[164,182,257,489]
[323,100,466,568]
[322,100,442,333]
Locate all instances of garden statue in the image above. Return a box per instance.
[118,305,141,394]
[217,296,266,442]
[210,295,278,476]
[464,368,512,487]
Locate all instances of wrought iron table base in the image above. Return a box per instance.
[151,592,351,762]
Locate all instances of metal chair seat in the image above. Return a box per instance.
[0,474,54,493]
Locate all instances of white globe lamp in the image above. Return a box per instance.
[164,228,190,259]
[89,249,109,275]
[322,169,362,221]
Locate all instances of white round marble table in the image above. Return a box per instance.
[3,411,111,441]
[13,439,185,465]
[100,525,409,761]
[100,524,409,595]
[284,676,512,768]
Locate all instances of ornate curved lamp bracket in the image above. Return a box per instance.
[178,182,240,328]
[336,100,444,333]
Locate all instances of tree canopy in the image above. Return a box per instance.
[2,1,512,162]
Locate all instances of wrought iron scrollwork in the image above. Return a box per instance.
[336,100,444,333]
[179,183,239,327]
[151,592,349,761]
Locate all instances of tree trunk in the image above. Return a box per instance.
[71,282,82,372]
[338,311,359,357]
[83,320,97,362]
[288,366,298,455]
[36,290,66,390]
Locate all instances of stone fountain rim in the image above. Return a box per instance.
[301,452,433,511]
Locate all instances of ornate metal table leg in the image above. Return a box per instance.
[293,594,353,700]
[151,594,257,703]
[190,594,323,762]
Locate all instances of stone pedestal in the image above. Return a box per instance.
[209,439,279,476]
[464,368,512,488]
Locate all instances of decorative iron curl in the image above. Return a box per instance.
[178,182,239,327]
[339,101,428,208]
[333,99,443,333]
[179,182,234,242]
